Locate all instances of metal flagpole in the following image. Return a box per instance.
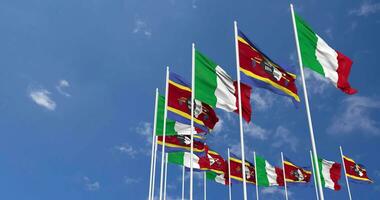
[233,20,248,200]
[148,89,159,200]
[159,67,170,200]
[228,148,232,200]
[340,146,353,200]
[151,135,158,200]
[190,43,195,200]
[281,152,289,200]
[290,4,325,200]
[164,153,168,200]
[310,150,320,200]
[254,151,259,200]
[204,171,207,200]
[182,165,185,200]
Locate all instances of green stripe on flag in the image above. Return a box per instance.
[256,155,270,186]
[318,158,326,187]
[295,13,325,76]
[155,95,177,136]
[195,50,218,107]
[168,152,185,166]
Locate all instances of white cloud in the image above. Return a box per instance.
[324,28,333,39]
[251,91,275,111]
[136,122,153,143]
[115,143,138,158]
[213,119,223,134]
[83,176,100,191]
[29,88,56,111]
[124,177,141,184]
[56,79,71,97]
[261,187,292,197]
[272,126,299,152]
[244,122,269,140]
[133,19,152,37]
[328,96,380,135]
[303,68,330,95]
[350,1,380,16]
[191,0,197,9]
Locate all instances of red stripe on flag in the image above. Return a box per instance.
[330,162,342,191]
[275,167,285,186]
[233,81,252,122]
[336,51,357,95]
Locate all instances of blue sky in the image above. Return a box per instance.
[0,0,379,199]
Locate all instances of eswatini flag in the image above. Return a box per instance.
[157,135,206,154]
[167,72,219,133]
[195,50,252,122]
[283,158,311,184]
[295,13,357,94]
[238,30,300,104]
[343,155,373,183]
[229,154,256,184]
[318,158,342,191]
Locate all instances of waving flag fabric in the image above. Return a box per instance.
[168,152,209,170]
[294,13,357,94]
[167,72,219,133]
[318,158,342,190]
[283,158,311,184]
[206,148,228,175]
[238,30,300,103]
[195,50,252,122]
[343,155,373,183]
[229,154,256,184]
[157,135,205,154]
[206,171,229,186]
[255,155,284,187]
[156,95,202,136]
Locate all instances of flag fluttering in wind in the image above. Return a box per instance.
[157,135,206,154]
[229,154,256,184]
[255,155,284,187]
[195,50,252,122]
[156,95,203,136]
[168,152,210,170]
[343,155,373,183]
[206,171,229,185]
[294,13,357,94]
[238,30,300,103]
[167,72,219,133]
[283,158,312,184]
[317,158,342,190]
[206,148,228,175]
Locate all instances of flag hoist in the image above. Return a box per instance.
[339,146,352,200]
[290,4,325,200]
[159,67,170,200]
[233,21,248,200]
[281,152,289,200]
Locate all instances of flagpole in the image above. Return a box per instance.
[204,171,207,200]
[310,150,320,200]
[234,20,248,200]
[164,153,168,200]
[281,152,289,200]
[159,67,170,200]
[182,165,185,200]
[190,42,195,200]
[290,4,324,200]
[148,88,159,200]
[254,151,259,200]
[151,135,158,200]
[228,148,232,200]
[340,146,353,200]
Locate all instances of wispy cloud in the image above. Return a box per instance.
[56,79,71,97]
[83,176,100,191]
[303,68,330,95]
[136,122,153,143]
[244,122,269,140]
[350,1,380,16]
[261,187,292,197]
[191,0,198,9]
[272,126,299,152]
[324,28,333,39]
[29,88,56,111]
[133,19,152,37]
[124,177,141,184]
[328,96,380,135]
[114,143,138,158]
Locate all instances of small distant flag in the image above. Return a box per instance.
[206,148,228,175]
[206,171,229,186]
[343,155,373,183]
[195,50,252,122]
[238,30,300,103]
[255,155,284,187]
[283,158,311,184]
[294,13,357,94]
[157,135,206,154]
[167,151,209,170]
[229,154,256,184]
[167,72,219,132]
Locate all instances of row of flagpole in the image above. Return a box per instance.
[146,4,359,200]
